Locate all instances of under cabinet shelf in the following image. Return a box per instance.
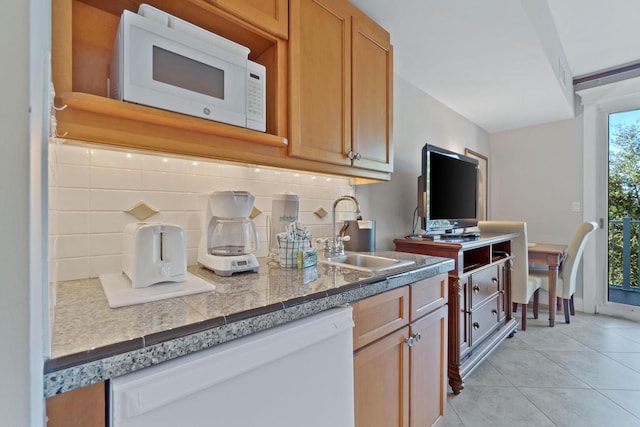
[55,92,288,159]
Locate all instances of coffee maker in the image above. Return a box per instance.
[198,190,260,276]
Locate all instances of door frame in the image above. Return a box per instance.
[579,76,640,320]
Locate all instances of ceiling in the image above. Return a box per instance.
[349,0,640,133]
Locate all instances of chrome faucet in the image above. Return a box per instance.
[321,195,361,258]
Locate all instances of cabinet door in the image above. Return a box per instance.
[46,382,105,427]
[289,0,352,166]
[351,12,393,172]
[410,305,448,427]
[354,326,410,427]
[213,0,288,38]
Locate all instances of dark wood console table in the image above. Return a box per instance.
[394,233,518,394]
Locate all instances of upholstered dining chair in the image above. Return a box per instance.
[477,221,542,330]
[530,221,597,324]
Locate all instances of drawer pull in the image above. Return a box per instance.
[473,322,480,330]
[473,285,480,293]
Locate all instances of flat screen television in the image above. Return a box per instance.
[417,144,479,233]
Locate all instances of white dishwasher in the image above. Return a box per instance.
[110,306,355,427]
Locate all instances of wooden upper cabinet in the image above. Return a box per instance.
[51,0,394,179]
[211,0,288,39]
[289,0,352,167]
[351,11,393,173]
[289,0,393,174]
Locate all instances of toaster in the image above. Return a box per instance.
[122,222,187,288]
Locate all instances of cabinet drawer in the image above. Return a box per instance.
[470,297,500,346]
[470,265,499,308]
[410,273,447,321]
[352,287,410,350]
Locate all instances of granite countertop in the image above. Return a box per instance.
[44,251,454,397]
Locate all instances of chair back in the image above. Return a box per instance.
[478,221,532,304]
[560,221,598,298]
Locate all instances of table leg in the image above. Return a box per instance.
[547,265,559,327]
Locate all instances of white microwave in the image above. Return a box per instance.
[109,4,266,132]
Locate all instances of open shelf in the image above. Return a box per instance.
[52,0,288,159]
[463,247,490,274]
[57,92,288,147]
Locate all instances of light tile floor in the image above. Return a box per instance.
[444,309,640,427]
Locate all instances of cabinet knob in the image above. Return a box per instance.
[492,309,498,317]
[404,332,422,347]
[473,322,480,330]
[473,285,480,293]
[347,151,362,160]
[492,278,498,284]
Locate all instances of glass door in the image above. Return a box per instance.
[607,109,640,306]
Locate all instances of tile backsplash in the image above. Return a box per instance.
[49,142,356,283]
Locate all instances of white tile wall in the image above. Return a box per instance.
[49,142,357,282]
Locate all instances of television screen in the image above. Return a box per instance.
[418,144,479,231]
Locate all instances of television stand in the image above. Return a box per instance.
[394,233,518,394]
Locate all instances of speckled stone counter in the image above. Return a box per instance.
[44,251,454,397]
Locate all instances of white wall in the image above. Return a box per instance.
[490,116,586,299]
[489,116,584,244]
[49,143,356,282]
[356,75,491,250]
[1,1,32,425]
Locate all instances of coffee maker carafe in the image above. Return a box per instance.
[198,191,260,276]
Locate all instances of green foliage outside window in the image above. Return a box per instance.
[608,119,640,288]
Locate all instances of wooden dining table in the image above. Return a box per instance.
[528,242,568,327]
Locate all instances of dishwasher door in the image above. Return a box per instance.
[110,306,355,427]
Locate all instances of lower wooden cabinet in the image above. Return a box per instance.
[45,381,105,427]
[352,274,448,427]
[354,325,410,427]
[409,305,448,427]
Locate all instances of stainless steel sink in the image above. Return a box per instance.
[319,253,415,273]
